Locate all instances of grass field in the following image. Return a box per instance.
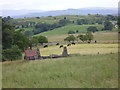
[34,24,104,36]
[37,44,118,56]
[2,53,118,88]
[14,15,105,24]
[34,32,118,43]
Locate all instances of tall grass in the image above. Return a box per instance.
[2,53,118,88]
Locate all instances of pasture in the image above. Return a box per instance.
[34,28,118,43]
[38,44,118,56]
[2,53,118,88]
[14,15,106,24]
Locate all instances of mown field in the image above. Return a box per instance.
[2,53,118,88]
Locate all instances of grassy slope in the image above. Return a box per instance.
[2,53,118,88]
[34,32,118,43]
[13,15,88,24]
[34,24,103,36]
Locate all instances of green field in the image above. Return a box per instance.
[14,15,105,24]
[34,24,104,36]
[2,53,118,88]
[34,32,118,43]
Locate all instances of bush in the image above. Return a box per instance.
[87,26,98,33]
[77,35,87,42]
[25,31,34,36]
[64,35,76,42]
[77,19,88,25]
[38,36,48,45]
[104,21,113,30]
[2,45,22,61]
[68,30,75,34]
[58,19,71,26]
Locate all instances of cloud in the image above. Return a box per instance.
[1,0,119,10]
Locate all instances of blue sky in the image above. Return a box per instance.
[1,0,119,10]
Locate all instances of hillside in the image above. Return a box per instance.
[13,15,106,24]
[34,24,103,36]
[11,14,118,42]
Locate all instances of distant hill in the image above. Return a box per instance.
[2,9,45,17]
[4,7,117,18]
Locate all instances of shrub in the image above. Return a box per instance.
[68,30,76,34]
[38,36,48,45]
[2,45,22,61]
[64,35,76,42]
[87,26,98,33]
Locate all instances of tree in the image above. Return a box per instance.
[77,32,93,42]
[87,26,98,33]
[2,18,29,61]
[33,29,41,35]
[25,31,34,36]
[38,36,48,45]
[77,19,88,25]
[68,30,75,34]
[104,21,113,30]
[77,35,87,42]
[85,32,94,42]
[58,19,71,26]
[2,45,22,61]
[106,15,117,21]
[96,19,103,24]
[29,37,38,49]
[76,30,79,33]
[35,23,51,32]
[64,17,67,19]
[3,16,13,23]
[36,17,40,19]
[2,19,14,49]
[64,35,76,42]
[13,31,29,51]
[118,16,120,27]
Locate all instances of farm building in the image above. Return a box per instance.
[24,48,40,60]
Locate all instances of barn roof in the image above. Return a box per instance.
[25,50,37,57]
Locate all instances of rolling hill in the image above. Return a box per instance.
[34,24,104,36]
[10,7,118,18]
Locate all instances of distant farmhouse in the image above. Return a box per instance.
[24,48,40,60]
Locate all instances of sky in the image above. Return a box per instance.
[0,0,119,11]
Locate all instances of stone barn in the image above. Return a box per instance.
[24,48,40,60]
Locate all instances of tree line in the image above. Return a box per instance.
[64,32,94,43]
